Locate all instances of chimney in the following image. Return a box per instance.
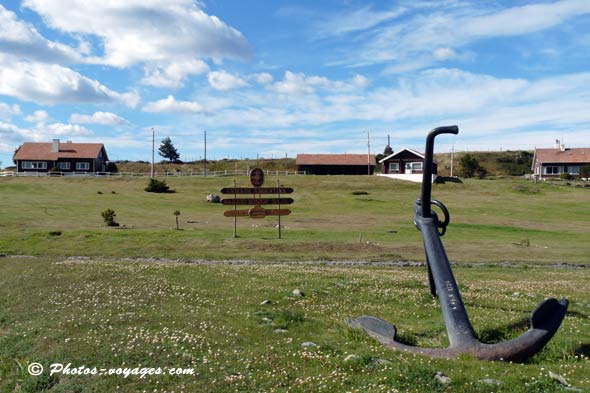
[554,139,560,149]
[52,139,60,153]
[560,144,566,152]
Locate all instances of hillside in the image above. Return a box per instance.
[434,150,534,177]
[113,151,532,177]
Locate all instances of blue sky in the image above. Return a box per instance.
[0,0,589,166]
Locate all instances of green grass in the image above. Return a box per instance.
[1,176,589,264]
[0,257,588,392]
[1,176,589,391]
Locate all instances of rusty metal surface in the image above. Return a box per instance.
[221,198,294,206]
[223,208,291,218]
[250,168,264,187]
[220,187,294,194]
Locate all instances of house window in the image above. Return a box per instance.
[569,166,580,174]
[76,162,90,171]
[411,162,423,171]
[389,162,399,172]
[22,161,47,169]
[58,162,70,170]
[545,166,559,174]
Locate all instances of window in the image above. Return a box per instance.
[22,161,47,169]
[58,162,70,170]
[389,162,399,172]
[545,166,559,174]
[411,162,423,171]
[569,166,580,174]
[76,162,90,171]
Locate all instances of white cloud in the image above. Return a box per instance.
[0,102,21,120]
[69,111,131,126]
[45,122,93,136]
[0,5,82,64]
[23,0,251,68]
[0,58,139,106]
[24,110,49,124]
[250,72,273,85]
[333,0,590,70]
[312,5,406,38]
[142,95,205,114]
[433,47,456,60]
[272,71,315,95]
[208,70,248,91]
[271,71,370,95]
[141,59,210,88]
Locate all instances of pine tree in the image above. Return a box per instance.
[158,137,180,162]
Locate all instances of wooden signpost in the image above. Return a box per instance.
[221,168,294,238]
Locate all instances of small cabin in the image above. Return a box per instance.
[378,148,437,183]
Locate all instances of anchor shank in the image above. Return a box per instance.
[416,214,478,349]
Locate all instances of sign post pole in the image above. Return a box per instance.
[277,178,282,239]
[233,178,237,238]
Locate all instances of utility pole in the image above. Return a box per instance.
[367,131,371,175]
[451,145,455,177]
[151,128,155,178]
[203,130,207,177]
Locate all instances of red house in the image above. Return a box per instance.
[296,154,376,175]
[13,139,109,174]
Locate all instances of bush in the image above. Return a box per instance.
[144,178,175,193]
[460,154,488,178]
[560,173,573,180]
[101,208,119,227]
[105,162,118,172]
[579,165,590,179]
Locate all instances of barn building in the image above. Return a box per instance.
[296,154,376,175]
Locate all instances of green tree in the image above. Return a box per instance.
[158,137,180,162]
[460,154,482,178]
[579,165,590,179]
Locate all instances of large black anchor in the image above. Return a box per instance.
[348,126,568,361]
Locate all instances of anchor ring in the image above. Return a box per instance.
[431,199,450,236]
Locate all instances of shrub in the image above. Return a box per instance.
[460,154,480,178]
[49,230,62,236]
[101,208,119,227]
[560,173,573,180]
[351,191,369,195]
[579,165,590,179]
[105,162,118,172]
[144,178,175,193]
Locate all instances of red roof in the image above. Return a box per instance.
[13,142,107,161]
[296,154,376,166]
[534,148,590,164]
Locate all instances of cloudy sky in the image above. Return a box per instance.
[0,0,589,165]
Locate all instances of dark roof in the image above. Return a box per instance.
[296,154,376,166]
[13,142,107,161]
[378,148,427,164]
[534,148,590,164]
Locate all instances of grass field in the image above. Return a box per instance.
[0,175,589,264]
[1,175,589,392]
[0,257,589,392]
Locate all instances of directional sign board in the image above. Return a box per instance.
[224,208,291,218]
[221,187,294,194]
[221,198,294,206]
[222,167,294,238]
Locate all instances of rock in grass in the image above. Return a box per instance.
[301,341,317,348]
[292,289,305,297]
[273,328,288,333]
[343,354,360,362]
[549,371,569,387]
[480,379,501,386]
[435,371,452,385]
[260,299,272,305]
[373,358,393,366]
